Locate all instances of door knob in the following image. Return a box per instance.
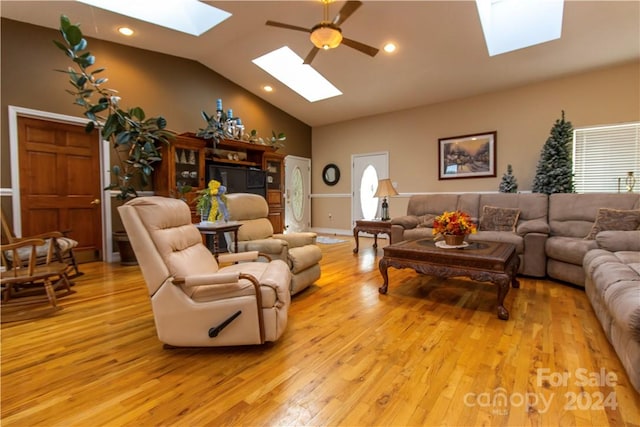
[90,199,101,205]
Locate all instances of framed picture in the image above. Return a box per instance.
[438,131,497,180]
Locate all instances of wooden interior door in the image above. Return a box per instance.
[18,116,102,262]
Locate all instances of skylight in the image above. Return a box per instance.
[252,47,342,103]
[476,0,564,56]
[77,0,231,36]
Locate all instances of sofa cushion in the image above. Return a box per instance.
[585,208,640,239]
[548,193,640,238]
[479,206,520,232]
[546,236,597,265]
[390,215,420,229]
[403,227,434,241]
[596,230,640,252]
[468,231,523,253]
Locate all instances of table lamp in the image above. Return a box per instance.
[374,178,398,220]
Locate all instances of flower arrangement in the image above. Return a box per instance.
[432,210,477,239]
[195,180,229,222]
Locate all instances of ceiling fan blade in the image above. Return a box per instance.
[265,20,311,33]
[333,1,362,26]
[303,47,320,65]
[341,37,379,57]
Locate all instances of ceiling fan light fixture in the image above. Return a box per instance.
[310,23,342,50]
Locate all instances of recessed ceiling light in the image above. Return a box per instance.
[383,43,396,53]
[78,0,231,36]
[253,46,342,103]
[476,0,564,56]
[263,85,273,92]
[118,27,134,36]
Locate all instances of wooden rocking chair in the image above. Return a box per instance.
[0,210,81,278]
[1,237,74,315]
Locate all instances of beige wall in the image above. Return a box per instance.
[312,61,640,233]
[0,19,311,194]
[3,20,639,237]
[1,18,311,230]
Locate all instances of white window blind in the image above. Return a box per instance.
[573,122,640,193]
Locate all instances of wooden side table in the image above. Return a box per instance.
[353,219,392,253]
[195,221,242,256]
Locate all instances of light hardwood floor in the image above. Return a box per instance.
[2,236,639,426]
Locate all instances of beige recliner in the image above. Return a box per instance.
[118,196,291,347]
[225,193,322,295]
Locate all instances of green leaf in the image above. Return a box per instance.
[52,40,72,56]
[116,131,132,145]
[60,15,72,32]
[129,107,145,121]
[156,116,167,129]
[111,165,121,176]
[84,121,95,134]
[88,103,108,114]
[75,38,87,51]
[64,25,83,47]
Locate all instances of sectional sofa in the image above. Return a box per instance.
[389,192,640,392]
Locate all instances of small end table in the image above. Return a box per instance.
[353,219,392,253]
[195,221,242,257]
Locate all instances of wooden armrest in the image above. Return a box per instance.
[14,231,64,241]
[2,238,46,250]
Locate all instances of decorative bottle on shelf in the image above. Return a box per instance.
[625,171,636,192]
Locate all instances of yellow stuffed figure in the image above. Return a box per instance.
[206,180,229,222]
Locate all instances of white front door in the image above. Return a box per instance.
[351,152,389,225]
[284,155,311,232]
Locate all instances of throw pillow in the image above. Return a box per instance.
[584,208,640,240]
[479,205,520,232]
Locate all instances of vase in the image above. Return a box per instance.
[625,171,635,192]
[444,234,465,246]
[113,231,137,266]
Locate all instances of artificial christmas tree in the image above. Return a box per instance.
[532,111,575,194]
[499,164,518,193]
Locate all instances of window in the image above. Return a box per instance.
[573,122,640,193]
[359,165,379,220]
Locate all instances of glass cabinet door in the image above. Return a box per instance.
[266,159,281,190]
[175,148,200,191]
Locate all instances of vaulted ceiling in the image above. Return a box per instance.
[2,1,639,127]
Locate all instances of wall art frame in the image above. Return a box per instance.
[438,131,497,180]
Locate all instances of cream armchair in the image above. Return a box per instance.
[118,196,291,347]
[225,193,322,295]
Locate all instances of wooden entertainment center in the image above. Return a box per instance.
[153,132,285,232]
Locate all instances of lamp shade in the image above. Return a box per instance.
[310,24,343,50]
[374,179,398,198]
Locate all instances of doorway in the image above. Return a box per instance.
[9,107,105,262]
[284,155,311,232]
[351,152,389,225]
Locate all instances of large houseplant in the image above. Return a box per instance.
[54,15,174,263]
[54,15,174,200]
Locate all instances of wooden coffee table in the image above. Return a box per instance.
[379,239,520,320]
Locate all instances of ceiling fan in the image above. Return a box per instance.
[265,0,379,65]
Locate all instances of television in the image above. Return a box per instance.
[206,164,266,197]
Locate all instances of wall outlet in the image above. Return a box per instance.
[328,213,333,220]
